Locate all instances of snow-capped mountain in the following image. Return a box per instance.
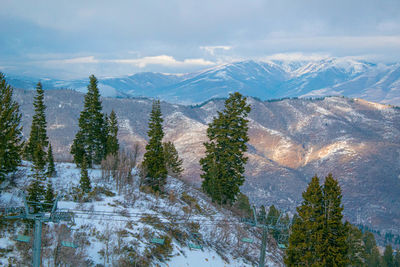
[5,58,400,105]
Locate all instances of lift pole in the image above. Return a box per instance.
[33,218,43,267]
[2,195,72,267]
[259,226,268,267]
[242,206,288,267]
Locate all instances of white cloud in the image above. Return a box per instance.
[111,55,215,68]
[46,56,99,64]
[200,46,232,56]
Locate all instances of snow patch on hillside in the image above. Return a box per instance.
[0,162,284,266]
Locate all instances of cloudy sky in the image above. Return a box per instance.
[1,0,400,79]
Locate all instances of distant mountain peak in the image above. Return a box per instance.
[5,58,400,105]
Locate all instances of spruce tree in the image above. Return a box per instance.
[80,156,91,193]
[46,143,56,177]
[71,75,107,167]
[321,174,348,266]
[163,141,183,178]
[142,100,167,192]
[0,73,23,182]
[285,175,324,266]
[285,174,349,266]
[106,110,119,156]
[25,82,48,169]
[200,92,251,205]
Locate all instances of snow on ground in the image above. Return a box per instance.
[0,162,284,266]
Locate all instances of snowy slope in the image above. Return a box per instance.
[0,162,284,266]
[5,58,400,105]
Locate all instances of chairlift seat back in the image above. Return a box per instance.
[16,235,31,243]
[151,238,165,245]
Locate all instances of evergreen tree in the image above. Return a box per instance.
[46,143,56,177]
[383,245,394,267]
[200,92,251,205]
[142,100,167,192]
[71,75,107,167]
[80,156,91,193]
[321,174,348,266]
[285,175,324,266]
[0,73,23,182]
[163,141,183,177]
[25,82,48,169]
[363,231,381,266]
[346,222,365,266]
[106,110,119,156]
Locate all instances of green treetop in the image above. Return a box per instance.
[200,92,251,205]
[106,110,119,156]
[25,82,48,170]
[285,174,349,266]
[321,174,349,266]
[285,175,324,266]
[142,100,167,192]
[71,75,108,167]
[0,73,24,183]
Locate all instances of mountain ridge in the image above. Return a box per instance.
[5,58,400,105]
[13,88,400,234]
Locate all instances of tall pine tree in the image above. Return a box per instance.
[285,174,349,266]
[25,82,48,169]
[321,174,349,266]
[200,92,251,205]
[106,110,119,156]
[0,73,24,183]
[142,100,167,192]
[285,175,324,266]
[71,75,107,167]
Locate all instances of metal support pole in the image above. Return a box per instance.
[259,226,268,267]
[33,218,42,267]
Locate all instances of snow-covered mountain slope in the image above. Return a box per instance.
[5,58,400,105]
[14,89,400,234]
[0,162,284,266]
